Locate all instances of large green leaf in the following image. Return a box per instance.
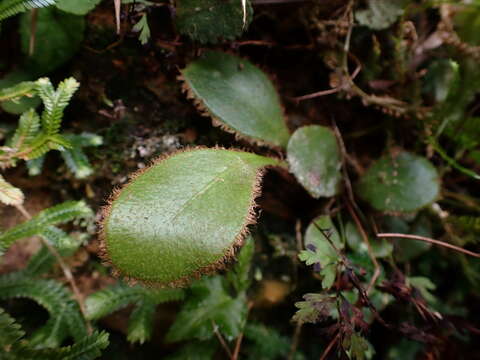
[101,148,280,285]
[287,125,341,198]
[55,0,101,15]
[19,7,85,74]
[180,51,290,148]
[175,0,252,44]
[356,151,440,213]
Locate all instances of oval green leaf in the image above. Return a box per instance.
[180,51,290,148]
[356,151,440,213]
[287,125,342,198]
[20,8,85,74]
[175,0,253,44]
[101,148,280,286]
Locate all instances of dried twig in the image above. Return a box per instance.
[377,233,480,258]
[114,0,121,34]
[319,332,340,360]
[14,204,92,333]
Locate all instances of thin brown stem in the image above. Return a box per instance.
[213,321,233,358]
[347,202,380,293]
[288,322,302,360]
[231,302,253,360]
[377,233,480,258]
[14,204,92,334]
[319,332,340,360]
[28,9,38,56]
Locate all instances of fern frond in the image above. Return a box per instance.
[8,109,41,150]
[25,139,51,160]
[47,134,72,150]
[85,283,149,320]
[23,245,55,276]
[40,225,79,252]
[0,80,36,101]
[36,330,109,360]
[127,298,156,344]
[1,307,107,360]
[60,133,102,179]
[26,155,45,175]
[149,287,185,303]
[24,227,79,276]
[0,200,92,255]
[0,174,24,206]
[0,307,25,350]
[61,148,93,178]
[44,330,109,360]
[36,77,79,136]
[67,132,103,147]
[86,282,184,320]
[0,273,88,342]
[29,307,68,348]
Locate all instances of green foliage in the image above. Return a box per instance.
[0,308,108,360]
[0,71,41,115]
[0,77,80,165]
[166,276,247,342]
[0,77,101,182]
[0,200,92,254]
[355,0,407,30]
[381,215,432,262]
[132,14,151,45]
[345,333,370,360]
[175,0,252,43]
[19,7,85,74]
[86,282,184,344]
[345,222,393,258]
[356,151,440,213]
[55,0,101,15]
[0,174,24,206]
[165,341,217,360]
[0,80,36,102]
[167,240,253,343]
[101,148,279,285]
[244,323,305,360]
[36,77,78,134]
[181,51,290,148]
[24,226,80,276]
[60,133,103,178]
[299,216,343,289]
[0,273,87,344]
[292,293,336,324]
[226,236,254,293]
[0,0,56,21]
[287,125,342,198]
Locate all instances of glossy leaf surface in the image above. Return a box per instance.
[181,51,290,148]
[356,151,440,213]
[102,148,279,285]
[287,125,341,198]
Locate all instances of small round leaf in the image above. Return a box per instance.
[101,148,280,286]
[287,125,342,198]
[180,51,290,148]
[356,151,440,213]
